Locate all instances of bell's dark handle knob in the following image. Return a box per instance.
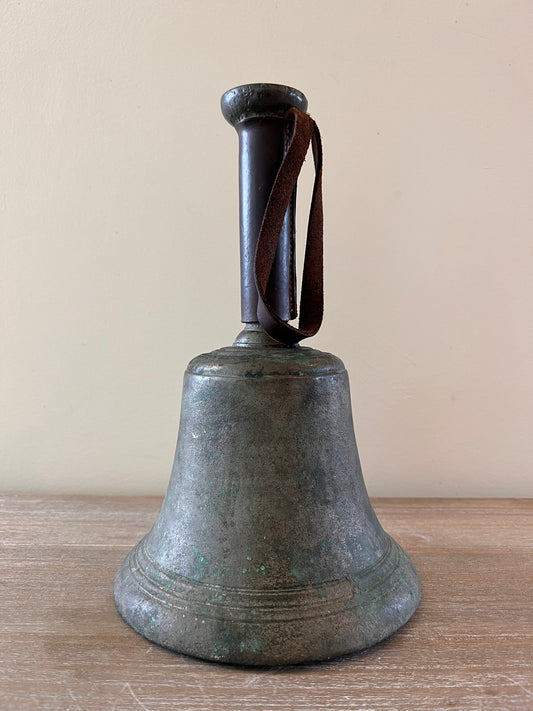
[221,83,323,345]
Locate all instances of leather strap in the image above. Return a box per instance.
[254,107,323,346]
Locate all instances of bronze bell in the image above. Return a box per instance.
[114,83,421,665]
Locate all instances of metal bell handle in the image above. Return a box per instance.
[255,107,324,346]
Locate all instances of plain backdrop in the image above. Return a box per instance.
[1,1,532,496]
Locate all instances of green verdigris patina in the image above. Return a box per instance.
[114,325,421,665]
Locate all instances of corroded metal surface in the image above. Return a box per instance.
[114,327,420,665]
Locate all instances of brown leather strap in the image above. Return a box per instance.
[254,107,323,345]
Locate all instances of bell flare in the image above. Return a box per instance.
[114,328,420,665]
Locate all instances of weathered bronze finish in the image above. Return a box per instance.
[114,84,421,665]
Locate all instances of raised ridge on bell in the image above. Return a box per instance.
[186,329,346,379]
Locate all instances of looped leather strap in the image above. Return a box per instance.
[254,107,323,345]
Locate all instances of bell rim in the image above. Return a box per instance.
[114,535,421,666]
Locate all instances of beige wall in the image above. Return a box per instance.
[2,1,532,496]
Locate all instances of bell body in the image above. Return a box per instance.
[114,326,420,665]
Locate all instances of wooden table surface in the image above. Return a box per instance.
[0,495,532,711]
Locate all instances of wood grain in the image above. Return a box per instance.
[0,496,531,710]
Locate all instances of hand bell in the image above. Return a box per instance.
[114,83,421,665]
